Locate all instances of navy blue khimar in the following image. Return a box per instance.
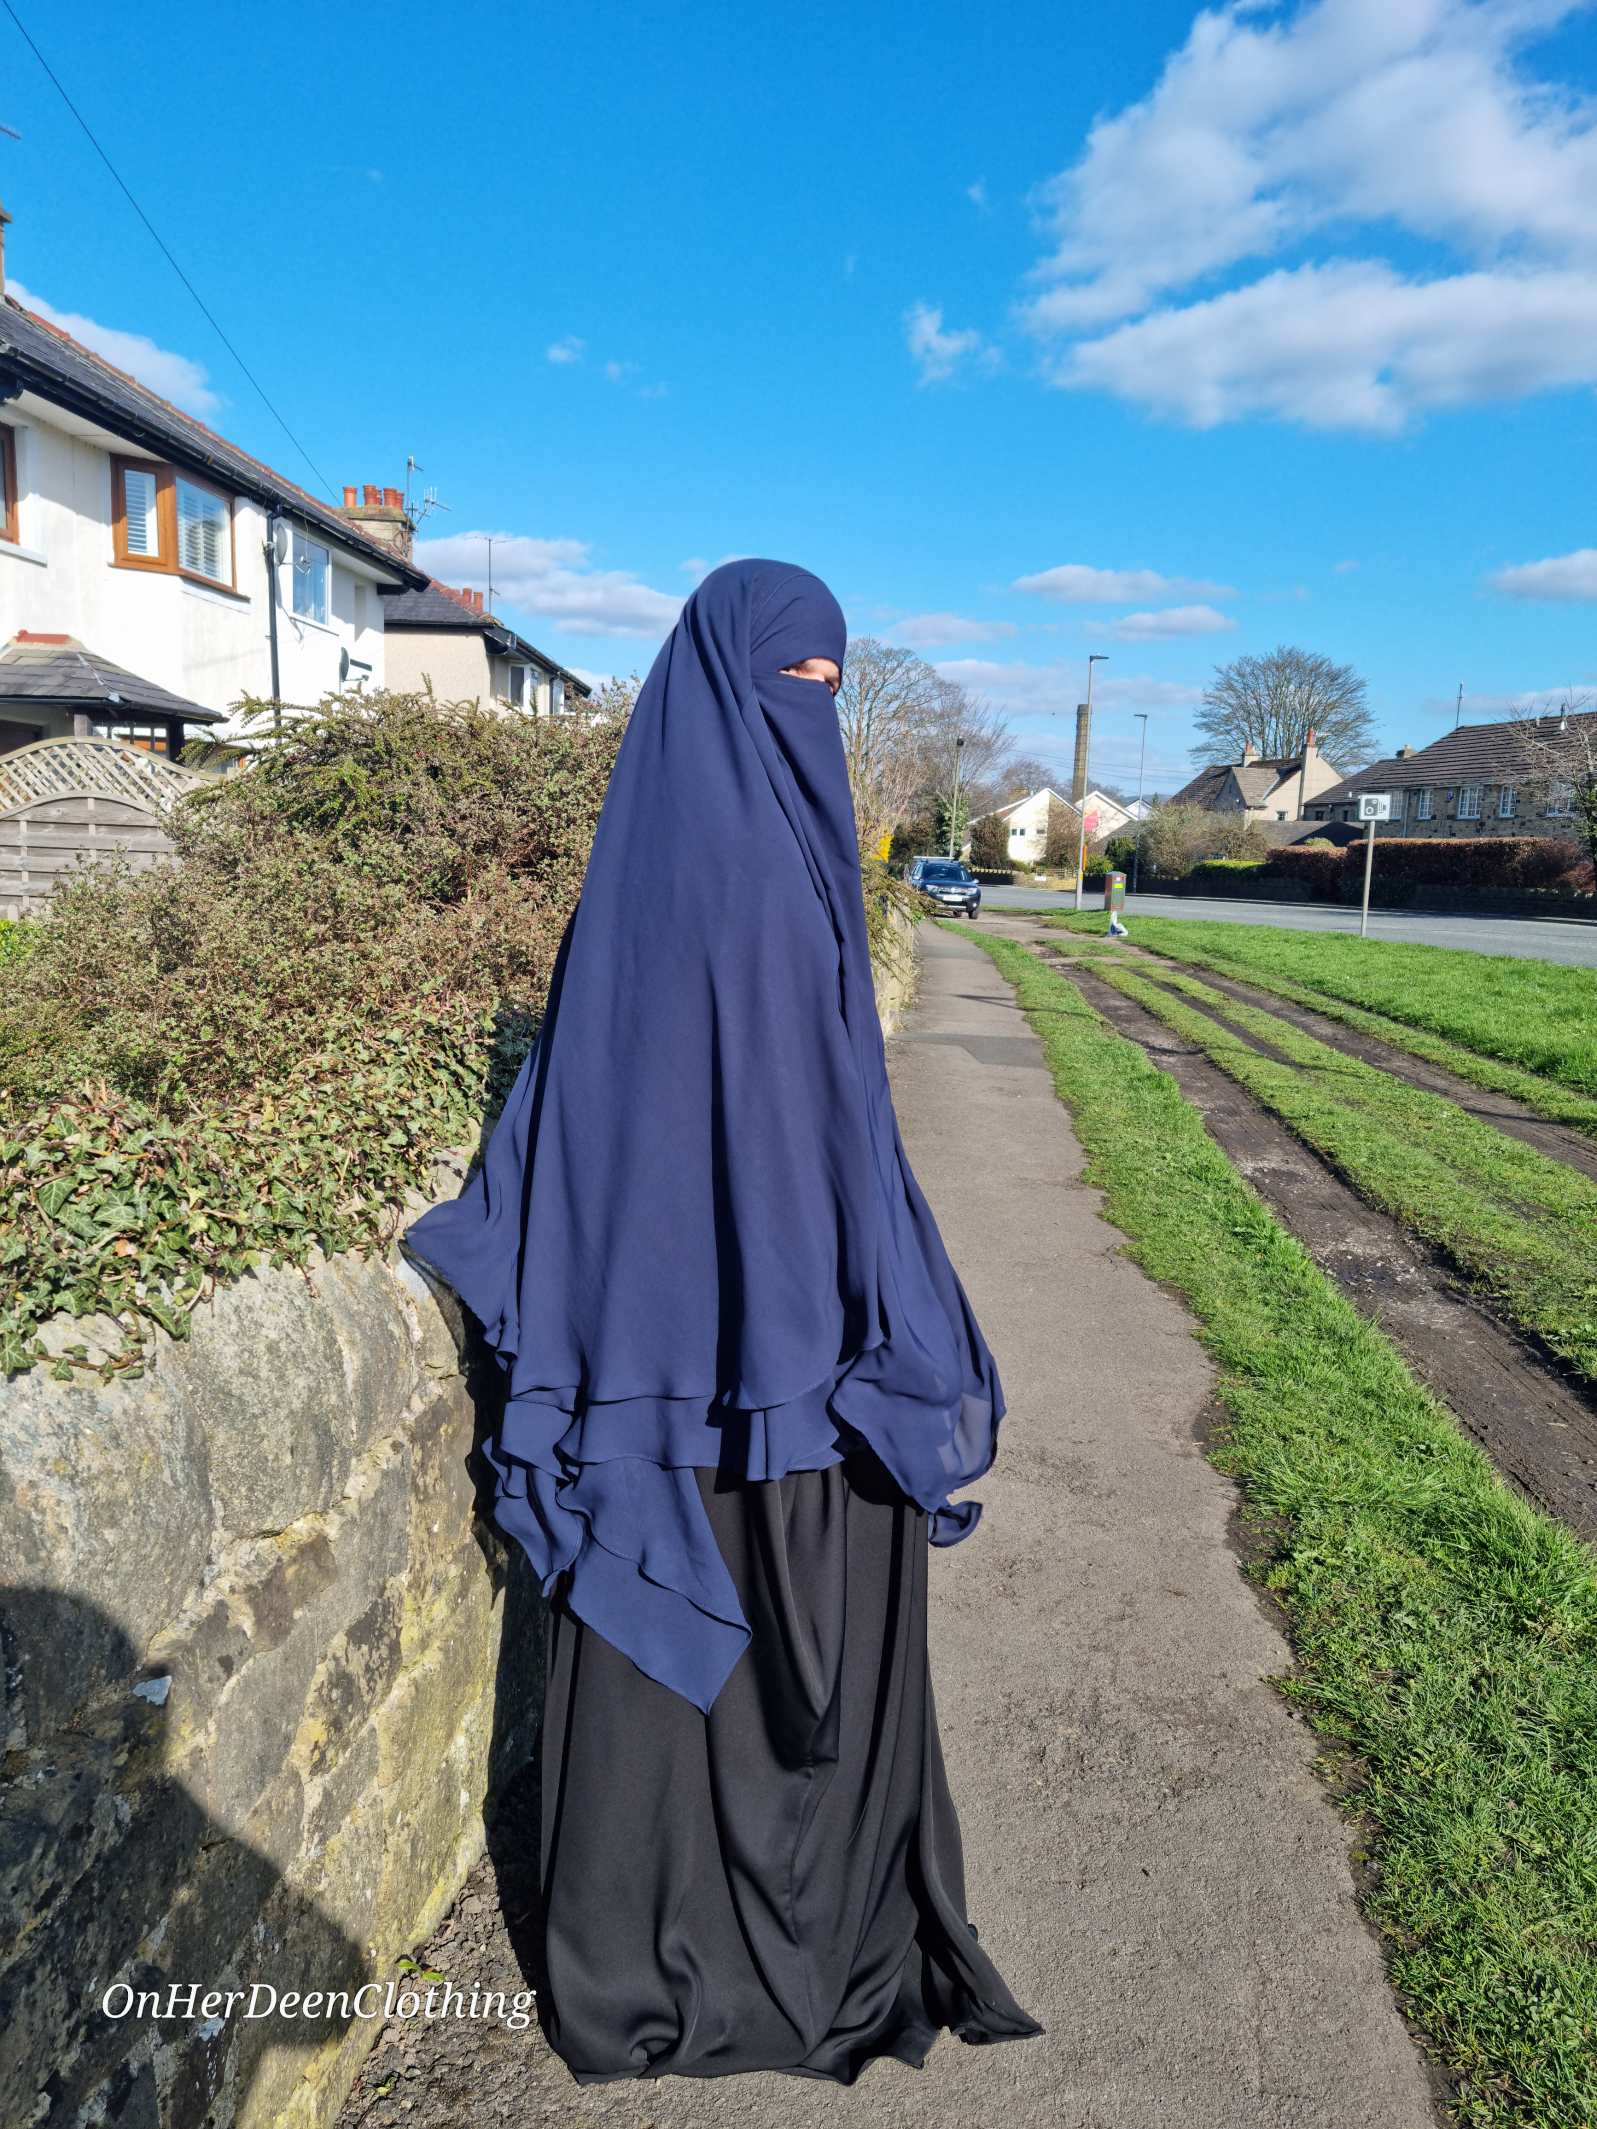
[404,559,1014,1715]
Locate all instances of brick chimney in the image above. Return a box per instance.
[1240,740,1258,765]
[336,478,413,560]
[1395,744,1414,761]
[0,198,11,302]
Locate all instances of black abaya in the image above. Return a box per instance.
[535,1440,1043,2084]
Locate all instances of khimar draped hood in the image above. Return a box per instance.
[404,559,1009,1711]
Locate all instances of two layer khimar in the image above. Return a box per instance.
[404,561,1011,1714]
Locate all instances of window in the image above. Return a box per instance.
[550,675,566,715]
[1416,787,1434,820]
[0,424,17,544]
[1497,785,1516,819]
[503,664,526,708]
[112,457,236,589]
[1457,783,1482,819]
[291,529,329,622]
[1548,778,1575,816]
[177,477,230,584]
[1388,788,1405,819]
[119,463,160,559]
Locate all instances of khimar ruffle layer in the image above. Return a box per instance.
[403,560,1012,1714]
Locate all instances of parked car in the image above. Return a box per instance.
[909,857,981,917]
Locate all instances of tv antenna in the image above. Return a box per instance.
[404,453,449,532]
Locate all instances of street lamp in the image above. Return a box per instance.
[1131,711,1149,897]
[1073,654,1109,912]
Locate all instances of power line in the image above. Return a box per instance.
[1,0,335,498]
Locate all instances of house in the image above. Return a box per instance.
[1168,732,1344,824]
[1303,713,1597,839]
[378,578,591,714]
[0,203,428,759]
[968,784,1132,861]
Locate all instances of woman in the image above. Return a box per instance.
[404,558,1042,2084]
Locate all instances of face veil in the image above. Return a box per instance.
[404,557,1010,1710]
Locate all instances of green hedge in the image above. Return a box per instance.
[1265,835,1589,900]
[1,693,620,1380]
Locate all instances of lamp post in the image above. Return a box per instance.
[1073,654,1108,911]
[1131,711,1148,897]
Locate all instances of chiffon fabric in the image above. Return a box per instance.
[537,1442,1044,2082]
[404,560,1015,1714]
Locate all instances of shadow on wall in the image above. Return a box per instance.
[0,1590,368,2128]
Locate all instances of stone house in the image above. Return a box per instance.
[1303,711,1597,839]
[1167,732,1343,824]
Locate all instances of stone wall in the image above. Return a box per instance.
[0,1162,539,2129]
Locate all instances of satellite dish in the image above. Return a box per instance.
[271,520,291,565]
[339,646,350,681]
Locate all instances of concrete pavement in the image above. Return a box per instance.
[979,884,1597,966]
[451,919,1442,2127]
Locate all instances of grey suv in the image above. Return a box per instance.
[907,857,981,917]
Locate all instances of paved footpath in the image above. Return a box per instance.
[346,921,1444,2129]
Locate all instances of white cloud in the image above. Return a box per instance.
[415,531,682,638]
[967,179,991,212]
[678,553,749,582]
[639,382,669,400]
[1104,604,1236,641]
[604,359,638,382]
[546,336,585,365]
[904,301,1001,385]
[1333,558,1360,573]
[891,612,1019,647]
[935,657,1204,717]
[11,282,221,417]
[1059,260,1597,432]
[1489,547,1597,599]
[1014,562,1234,604]
[1020,0,1597,430]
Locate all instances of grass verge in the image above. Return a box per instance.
[1081,958,1597,1384]
[1049,912,1597,1112]
[945,920,1597,2129]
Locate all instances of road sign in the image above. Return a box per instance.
[1356,792,1393,821]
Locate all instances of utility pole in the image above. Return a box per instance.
[947,735,966,857]
[1455,682,1464,730]
[1073,654,1108,911]
[1131,711,1149,897]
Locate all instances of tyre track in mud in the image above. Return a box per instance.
[1039,945,1597,1540]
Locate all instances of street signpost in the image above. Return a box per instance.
[1355,792,1392,937]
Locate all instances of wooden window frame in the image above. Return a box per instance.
[112,456,239,593]
[0,424,18,544]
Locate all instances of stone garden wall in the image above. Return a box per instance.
[0,1154,541,2129]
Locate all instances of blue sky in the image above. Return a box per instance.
[4,0,1596,795]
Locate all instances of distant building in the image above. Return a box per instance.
[1304,712,1597,839]
[378,579,591,715]
[968,784,1132,861]
[1168,732,1343,824]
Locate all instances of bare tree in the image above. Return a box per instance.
[1509,697,1597,876]
[1193,645,1376,768]
[836,637,1017,854]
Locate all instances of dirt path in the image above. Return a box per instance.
[337,921,1442,2129]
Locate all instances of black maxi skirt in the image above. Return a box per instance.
[534,1438,1044,2084]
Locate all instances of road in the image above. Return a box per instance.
[976,884,1597,965]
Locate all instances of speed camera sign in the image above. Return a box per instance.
[1356,792,1393,822]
